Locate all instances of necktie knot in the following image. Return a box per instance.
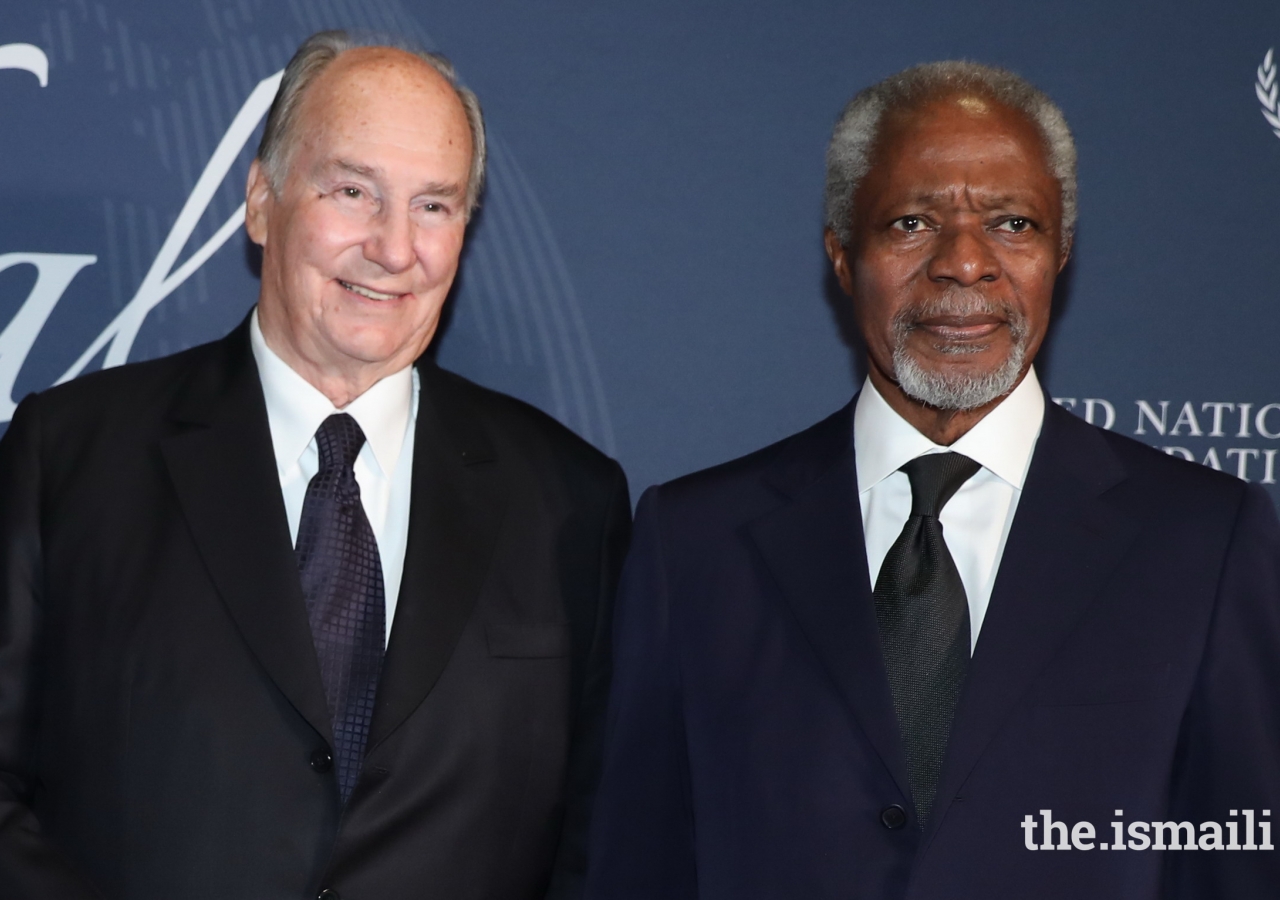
[316,413,366,474]
[901,452,981,518]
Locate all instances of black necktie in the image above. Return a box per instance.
[295,413,386,804]
[873,451,981,826]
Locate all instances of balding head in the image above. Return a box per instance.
[257,30,487,217]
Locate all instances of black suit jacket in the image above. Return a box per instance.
[586,397,1280,899]
[0,320,630,900]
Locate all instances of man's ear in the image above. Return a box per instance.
[824,228,855,297]
[244,159,273,247]
[1057,235,1073,274]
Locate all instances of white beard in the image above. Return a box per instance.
[889,290,1029,411]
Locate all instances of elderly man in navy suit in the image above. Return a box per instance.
[586,61,1280,899]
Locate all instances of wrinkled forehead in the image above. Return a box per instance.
[872,93,1053,174]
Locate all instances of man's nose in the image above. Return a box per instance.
[363,208,416,273]
[926,224,1001,286]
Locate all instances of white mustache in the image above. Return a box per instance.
[892,290,1028,341]
[894,291,1014,324]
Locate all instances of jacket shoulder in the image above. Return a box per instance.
[1055,403,1251,508]
[1036,403,1267,559]
[645,401,854,523]
[423,363,623,488]
[14,339,227,436]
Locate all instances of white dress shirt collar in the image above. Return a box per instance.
[854,368,1045,493]
[248,308,414,480]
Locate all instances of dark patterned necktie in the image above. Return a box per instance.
[295,413,386,804]
[873,451,981,826]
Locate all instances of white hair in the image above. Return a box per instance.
[824,60,1076,251]
[256,29,487,217]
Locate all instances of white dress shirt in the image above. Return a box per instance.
[855,370,1045,651]
[249,309,417,644]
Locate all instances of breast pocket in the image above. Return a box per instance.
[1033,663,1174,707]
[484,615,572,659]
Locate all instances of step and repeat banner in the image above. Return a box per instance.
[2,0,1278,509]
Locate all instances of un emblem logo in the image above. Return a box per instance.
[1257,49,1280,140]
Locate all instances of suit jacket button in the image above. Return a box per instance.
[317,890,341,900]
[310,749,333,773]
[880,804,908,830]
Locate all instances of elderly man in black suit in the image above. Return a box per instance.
[0,30,629,900]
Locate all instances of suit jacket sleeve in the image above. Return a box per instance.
[0,395,103,898]
[546,459,632,900]
[1167,482,1280,897]
[583,485,699,900]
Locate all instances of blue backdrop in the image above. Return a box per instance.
[2,0,1278,509]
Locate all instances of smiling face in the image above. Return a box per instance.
[826,95,1069,440]
[245,47,473,406]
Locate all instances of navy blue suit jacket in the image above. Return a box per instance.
[586,397,1280,899]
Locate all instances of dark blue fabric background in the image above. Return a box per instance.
[2,0,1278,508]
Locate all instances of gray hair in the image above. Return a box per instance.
[256,30,487,217]
[824,60,1076,251]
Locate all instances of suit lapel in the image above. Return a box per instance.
[928,403,1139,836]
[160,323,333,743]
[747,403,913,802]
[367,362,508,750]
